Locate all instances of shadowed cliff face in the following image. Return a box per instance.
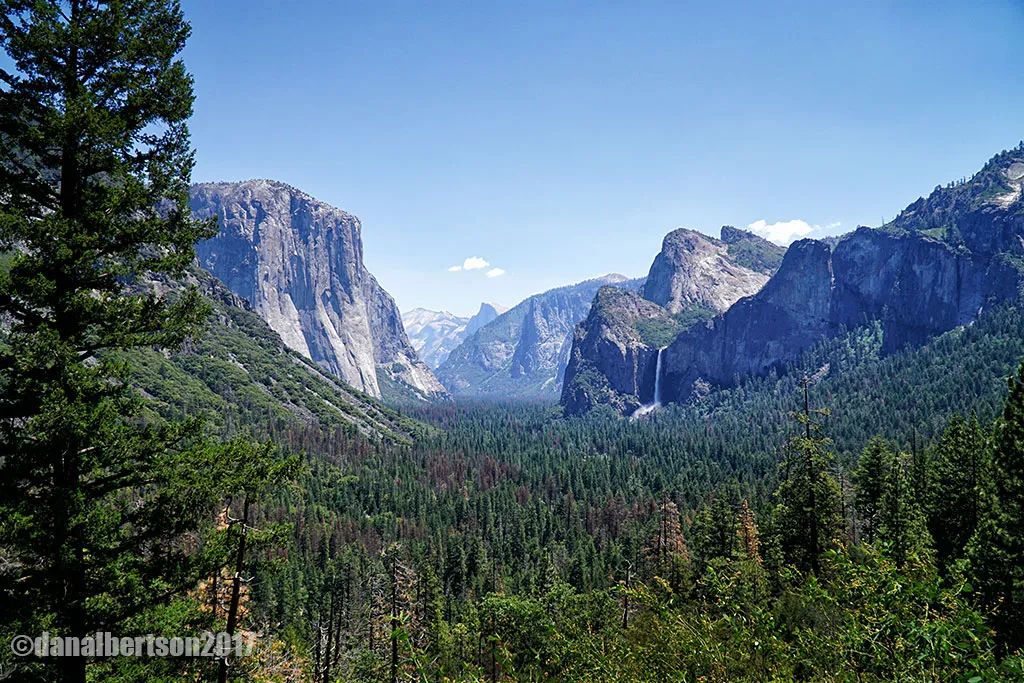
[562,145,1024,415]
[189,180,447,401]
[436,275,644,398]
[561,287,679,415]
[560,226,784,414]
[658,226,1022,404]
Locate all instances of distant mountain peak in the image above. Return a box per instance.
[436,276,645,397]
[639,226,782,315]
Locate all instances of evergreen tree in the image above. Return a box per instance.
[968,361,1024,652]
[0,2,228,681]
[927,413,987,568]
[878,453,932,567]
[854,436,894,544]
[771,381,843,574]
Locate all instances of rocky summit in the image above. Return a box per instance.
[561,226,785,414]
[189,180,447,401]
[563,146,1024,415]
[640,227,781,313]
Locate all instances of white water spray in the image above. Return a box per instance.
[653,346,664,406]
[632,346,667,419]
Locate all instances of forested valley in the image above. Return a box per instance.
[3,1,1024,682]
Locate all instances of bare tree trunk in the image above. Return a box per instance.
[219,495,251,683]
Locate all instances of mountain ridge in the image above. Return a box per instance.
[402,302,508,369]
[437,274,644,397]
[562,144,1024,415]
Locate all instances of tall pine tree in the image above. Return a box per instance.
[0,2,229,681]
[968,361,1024,652]
[878,453,932,567]
[853,436,894,545]
[771,380,843,574]
[928,413,988,569]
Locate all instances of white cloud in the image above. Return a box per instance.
[462,256,489,270]
[748,219,841,245]
[448,265,462,272]
[486,268,505,278]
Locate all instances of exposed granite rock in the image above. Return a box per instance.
[660,239,836,403]
[465,302,505,337]
[659,207,1024,404]
[437,274,644,397]
[561,226,784,414]
[402,302,508,369]
[639,227,781,314]
[402,309,469,369]
[189,180,448,401]
[562,145,1024,415]
[561,287,677,415]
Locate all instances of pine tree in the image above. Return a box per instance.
[878,453,932,567]
[927,413,987,568]
[968,361,1024,652]
[854,436,894,544]
[0,3,229,681]
[771,380,843,574]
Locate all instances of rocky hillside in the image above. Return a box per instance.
[403,302,507,369]
[131,268,425,443]
[189,180,447,402]
[561,287,681,415]
[563,144,1024,415]
[561,226,784,413]
[437,275,643,397]
[640,227,781,314]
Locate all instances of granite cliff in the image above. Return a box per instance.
[189,180,447,401]
[437,275,644,397]
[561,226,784,413]
[563,144,1024,415]
[640,227,780,313]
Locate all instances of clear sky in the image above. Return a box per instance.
[180,0,1024,317]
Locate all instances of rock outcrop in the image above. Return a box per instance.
[561,287,679,415]
[561,226,784,413]
[640,228,780,314]
[189,180,447,401]
[562,144,1024,415]
[402,302,508,369]
[437,275,644,397]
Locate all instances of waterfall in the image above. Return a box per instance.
[653,347,664,405]
[631,346,667,419]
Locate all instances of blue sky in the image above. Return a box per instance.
[181,0,1024,317]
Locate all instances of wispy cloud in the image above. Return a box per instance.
[448,265,463,272]
[486,268,505,278]
[748,219,841,245]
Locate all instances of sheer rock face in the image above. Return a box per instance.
[561,226,783,414]
[659,227,1021,404]
[563,146,1024,415]
[561,287,677,415]
[436,275,644,397]
[640,228,777,314]
[189,180,447,401]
